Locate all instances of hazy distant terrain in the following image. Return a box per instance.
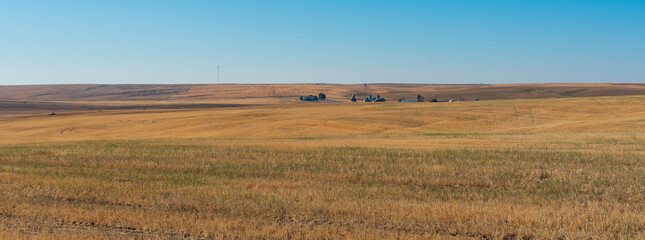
[1,83,644,115]
[1,83,644,101]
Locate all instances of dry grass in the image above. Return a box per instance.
[1,95,644,144]
[2,83,644,116]
[1,95,645,239]
[2,83,644,102]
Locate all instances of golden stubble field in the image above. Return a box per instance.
[1,95,644,239]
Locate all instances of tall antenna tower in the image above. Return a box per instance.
[364,83,367,97]
[218,65,220,84]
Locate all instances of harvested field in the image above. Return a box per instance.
[1,83,644,102]
[1,91,644,239]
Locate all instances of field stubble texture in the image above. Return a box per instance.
[1,95,644,239]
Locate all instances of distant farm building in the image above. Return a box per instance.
[357,84,386,102]
[298,95,319,102]
[364,95,386,102]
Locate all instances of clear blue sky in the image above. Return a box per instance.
[1,0,644,85]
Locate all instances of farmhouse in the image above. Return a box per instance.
[298,95,319,101]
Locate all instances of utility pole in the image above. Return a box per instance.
[218,65,220,84]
